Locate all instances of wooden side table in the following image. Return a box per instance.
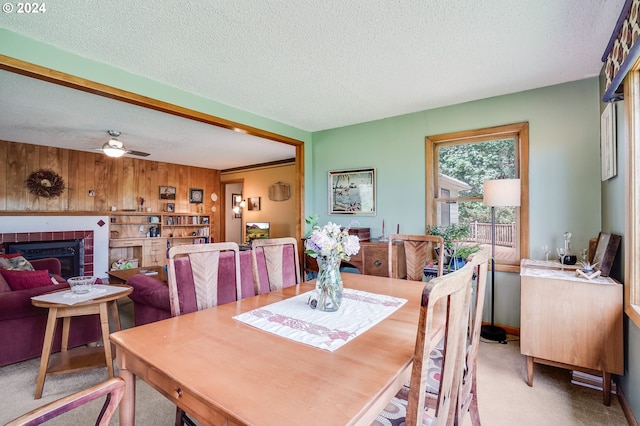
[106,265,166,284]
[31,284,132,399]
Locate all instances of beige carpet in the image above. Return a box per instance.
[0,301,628,425]
[470,336,628,426]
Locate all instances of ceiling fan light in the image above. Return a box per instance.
[102,141,126,158]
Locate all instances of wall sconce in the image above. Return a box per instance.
[232,194,246,216]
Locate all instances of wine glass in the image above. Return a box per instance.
[557,247,566,269]
[542,245,551,261]
[581,248,588,262]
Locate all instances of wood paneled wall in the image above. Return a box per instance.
[0,140,221,240]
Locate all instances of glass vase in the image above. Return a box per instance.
[315,256,343,312]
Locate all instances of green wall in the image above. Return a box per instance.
[311,78,603,328]
[605,101,640,420]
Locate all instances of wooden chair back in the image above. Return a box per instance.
[406,261,474,426]
[388,234,445,280]
[167,242,242,316]
[251,237,301,294]
[6,377,125,426]
[455,247,490,425]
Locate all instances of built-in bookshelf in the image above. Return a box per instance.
[108,212,212,268]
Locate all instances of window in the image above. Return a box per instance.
[426,123,529,272]
[624,67,640,327]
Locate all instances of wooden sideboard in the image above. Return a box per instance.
[519,259,623,405]
[304,240,406,278]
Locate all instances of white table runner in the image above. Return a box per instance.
[31,285,130,305]
[233,288,407,351]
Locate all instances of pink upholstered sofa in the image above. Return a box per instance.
[0,258,101,367]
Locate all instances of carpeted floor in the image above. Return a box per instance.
[0,300,629,425]
[470,336,628,426]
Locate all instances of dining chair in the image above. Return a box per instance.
[397,247,490,425]
[374,261,475,426]
[167,242,242,317]
[167,242,242,426]
[250,237,301,294]
[6,377,125,426]
[388,234,445,280]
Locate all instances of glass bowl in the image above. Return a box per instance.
[67,276,96,294]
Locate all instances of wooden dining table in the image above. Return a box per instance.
[111,273,426,426]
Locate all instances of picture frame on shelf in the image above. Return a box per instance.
[601,103,617,181]
[159,186,176,200]
[166,203,175,213]
[248,197,261,211]
[328,168,376,215]
[189,188,204,204]
[592,232,622,277]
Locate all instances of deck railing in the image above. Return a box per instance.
[469,222,516,248]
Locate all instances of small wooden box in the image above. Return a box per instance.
[348,227,370,242]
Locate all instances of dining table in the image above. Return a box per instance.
[111,273,428,426]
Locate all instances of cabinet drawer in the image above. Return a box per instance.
[147,368,229,425]
[362,246,389,277]
[110,239,143,248]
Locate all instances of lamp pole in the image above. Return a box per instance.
[480,178,520,344]
[480,205,506,342]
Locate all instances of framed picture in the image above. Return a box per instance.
[159,186,176,200]
[166,203,175,213]
[329,168,376,215]
[593,232,622,277]
[601,103,617,181]
[189,188,204,204]
[248,197,261,211]
[232,193,243,219]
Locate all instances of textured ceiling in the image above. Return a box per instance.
[0,0,625,167]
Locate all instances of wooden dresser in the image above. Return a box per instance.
[304,240,406,278]
[519,259,622,405]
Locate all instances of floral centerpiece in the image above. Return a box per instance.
[305,216,360,311]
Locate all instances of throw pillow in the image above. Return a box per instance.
[0,255,35,271]
[0,253,23,259]
[0,269,53,291]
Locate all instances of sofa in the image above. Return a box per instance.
[0,257,101,367]
[127,250,256,326]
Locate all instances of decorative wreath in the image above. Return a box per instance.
[25,169,66,198]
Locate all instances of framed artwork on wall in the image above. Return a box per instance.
[189,188,204,204]
[166,203,175,213]
[328,168,376,215]
[159,186,176,200]
[248,197,261,211]
[601,103,617,181]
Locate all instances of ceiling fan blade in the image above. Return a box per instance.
[126,150,151,157]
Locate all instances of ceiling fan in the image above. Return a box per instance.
[98,130,150,158]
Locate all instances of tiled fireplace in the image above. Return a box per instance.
[0,230,94,276]
[0,215,110,279]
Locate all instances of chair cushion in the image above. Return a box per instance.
[373,396,435,426]
[0,269,53,290]
[0,255,35,271]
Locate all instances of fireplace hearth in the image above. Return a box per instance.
[3,240,83,278]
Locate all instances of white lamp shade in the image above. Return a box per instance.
[483,179,521,207]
